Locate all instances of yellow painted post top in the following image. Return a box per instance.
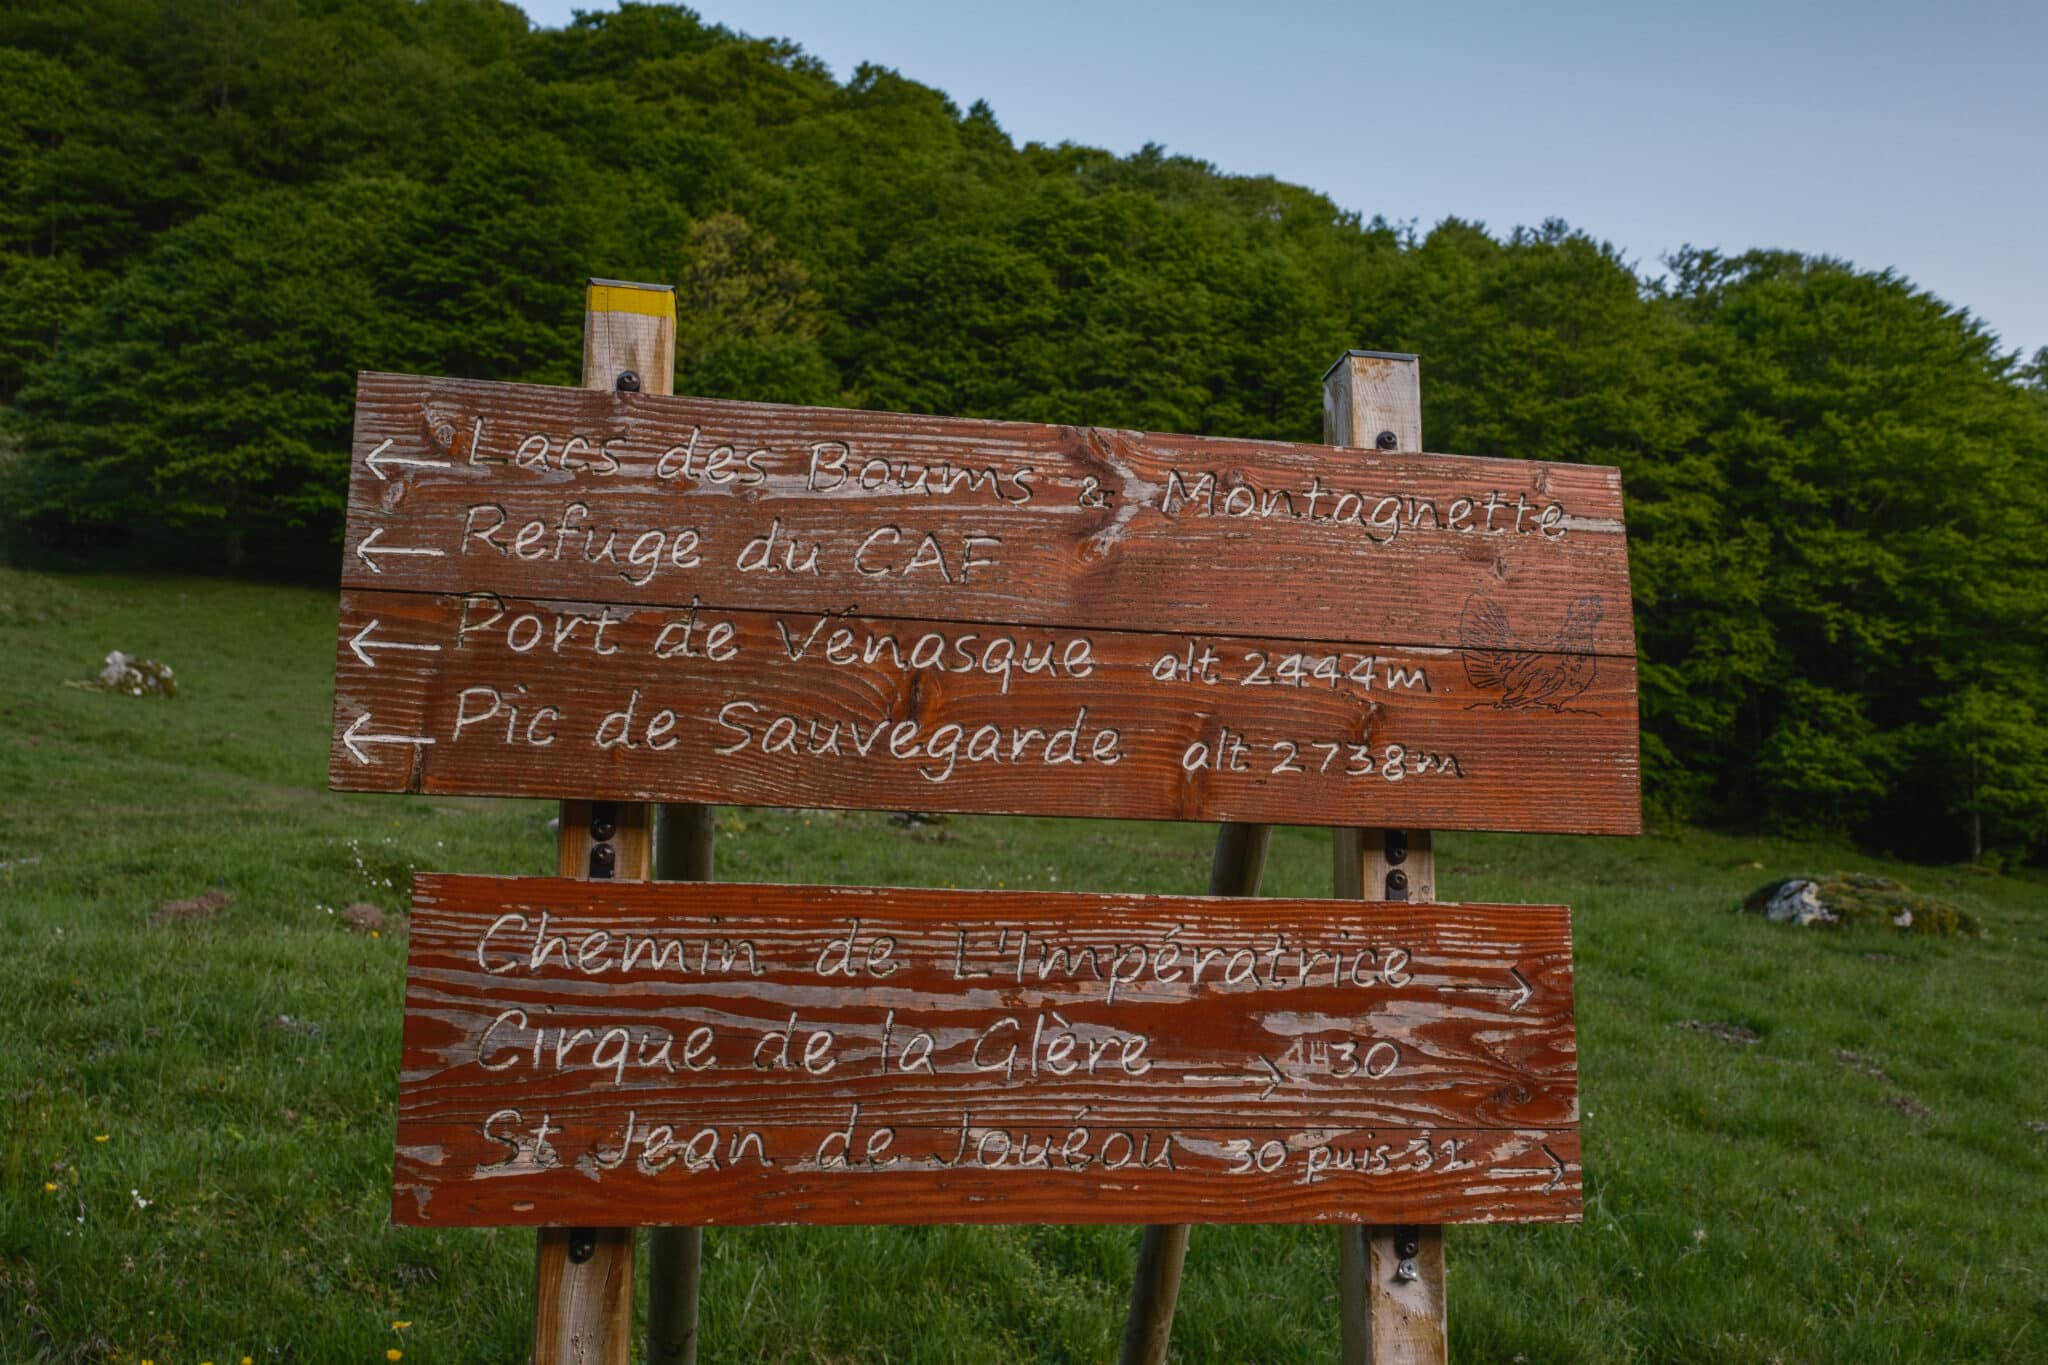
[586,278,676,319]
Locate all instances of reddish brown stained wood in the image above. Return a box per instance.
[399,879,1577,1129]
[399,1124,1580,1228]
[330,588,1640,834]
[394,875,1579,1227]
[341,373,1634,659]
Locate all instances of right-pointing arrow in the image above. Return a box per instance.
[1179,1054,1287,1100]
[1489,1143,1568,1194]
[1441,965,1534,1011]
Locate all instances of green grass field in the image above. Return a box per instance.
[1,565,2044,1363]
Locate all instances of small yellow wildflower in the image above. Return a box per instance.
[94,1134,110,1143]
[371,930,381,939]
[42,1181,56,1192]
[387,1351,404,1362]
[391,1320,412,1330]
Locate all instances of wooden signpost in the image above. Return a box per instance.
[330,280,1639,1363]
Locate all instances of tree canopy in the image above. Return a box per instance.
[3,0,2045,865]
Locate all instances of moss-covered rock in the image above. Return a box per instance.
[1741,873,1980,937]
[83,649,177,698]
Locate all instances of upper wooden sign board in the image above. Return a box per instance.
[395,875,1580,1227]
[332,373,1639,832]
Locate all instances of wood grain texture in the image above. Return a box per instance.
[1335,829,1436,904]
[577,278,708,1365]
[393,875,1580,1228]
[1322,352,1423,453]
[582,285,675,394]
[1365,1228,1446,1365]
[530,277,670,1365]
[534,1227,633,1365]
[1120,1224,1193,1365]
[402,1124,1579,1228]
[1335,831,1447,1365]
[1118,736,1279,1361]
[340,372,1635,658]
[328,588,1640,833]
[555,799,651,880]
[1326,351,1449,1365]
[646,1225,702,1365]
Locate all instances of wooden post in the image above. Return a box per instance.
[531,278,678,1365]
[1118,817,1273,1362]
[647,806,715,1365]
[1326,349,1447,1365]
[534,800,647,1365]
[1119,1224,1192,1365]
[1119,351,1424,1365]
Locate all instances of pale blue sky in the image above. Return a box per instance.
[519,1,2048,359]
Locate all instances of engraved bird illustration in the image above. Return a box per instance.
[1458,594,1603,711]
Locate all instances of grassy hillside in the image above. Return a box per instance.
[1,565,2043,1363]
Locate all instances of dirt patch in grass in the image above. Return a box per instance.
[1881,1094,1937,1122]
[1677,1019,1760,1045]
[341,902,388,935]
[149,887,231,926]
[1835,1050,1890,1082]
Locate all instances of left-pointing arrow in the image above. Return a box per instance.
[363,438,451,481]
[341,712,436,765]
[347,619,443,669]
[355,526,445,575]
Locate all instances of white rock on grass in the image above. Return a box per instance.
[91,650,178,698]
[1757,878,1836,926]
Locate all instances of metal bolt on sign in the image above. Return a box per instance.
[589,801,618,879]
[1393,1227,1422,1284]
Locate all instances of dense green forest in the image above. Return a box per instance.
[2,0,2045,865]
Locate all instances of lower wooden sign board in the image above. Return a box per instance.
[396,875,1580,1227]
